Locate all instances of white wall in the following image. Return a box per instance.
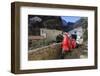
[0,0,100,76]
[40,28,62,41]
[68,27,83,37]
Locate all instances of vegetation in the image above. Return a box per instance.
[82,17,88,41]
[30,39,56,50]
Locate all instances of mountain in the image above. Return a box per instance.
[61,18,86,32]
[61,21,75,32]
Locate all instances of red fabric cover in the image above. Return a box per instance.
[71,38,76,49]
[61,33,71,52]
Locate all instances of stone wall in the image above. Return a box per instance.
[28,43,62,60]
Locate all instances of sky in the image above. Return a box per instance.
[61,16,81,23]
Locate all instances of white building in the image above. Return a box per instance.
[68,26,83,44]
[40,28,62,41]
